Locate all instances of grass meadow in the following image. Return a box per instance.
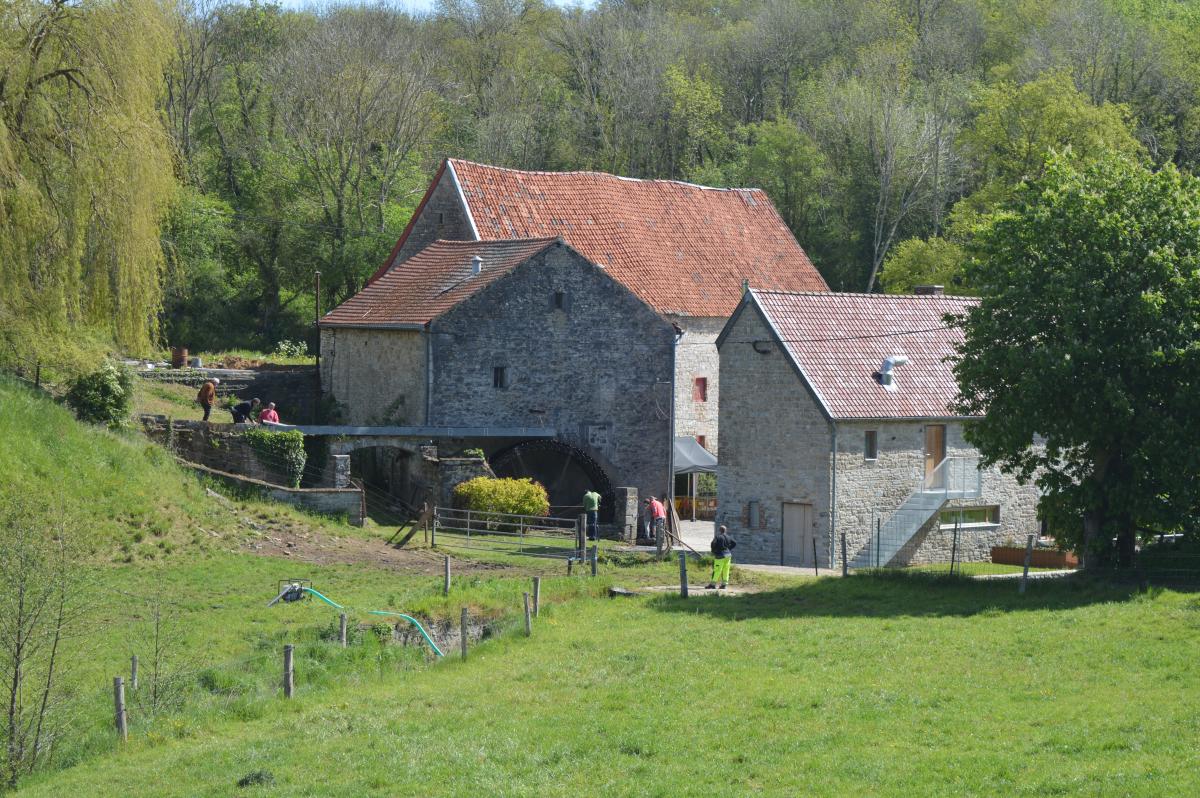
[3,377,1198,797]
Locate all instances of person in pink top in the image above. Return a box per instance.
[644,496,666,543]
[258,402,280,424]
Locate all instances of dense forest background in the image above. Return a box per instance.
[2,0,1198,358]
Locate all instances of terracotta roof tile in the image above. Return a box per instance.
[321,238,558,327]
[448,159,827,317]
[751,290,977,420]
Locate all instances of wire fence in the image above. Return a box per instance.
[431,506,585,561]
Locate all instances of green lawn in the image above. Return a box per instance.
[16,573,1200,797]
[6,376,1198,797]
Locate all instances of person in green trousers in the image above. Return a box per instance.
[707,524,736,589]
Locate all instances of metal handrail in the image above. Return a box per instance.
[921,455,982,496]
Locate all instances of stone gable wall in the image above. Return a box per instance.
[429,242,675,505]
[717,303,832,565]
[393,169,474,264]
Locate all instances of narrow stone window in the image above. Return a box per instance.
[693,377,708,402]
[493,366,508,389]
[437,212,445,225]
[864,430,879,461]
[554,290,566,310]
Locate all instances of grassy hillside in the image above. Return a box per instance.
[0,375,232,559]
[17,575,1200,797]
[4,375,1198,797]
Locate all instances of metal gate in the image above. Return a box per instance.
[431,506,585,561]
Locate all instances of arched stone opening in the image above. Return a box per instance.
[490,439,615,521]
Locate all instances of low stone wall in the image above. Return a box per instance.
[438,457,496,507]
[139,416,298,486]
[185,461,363,525]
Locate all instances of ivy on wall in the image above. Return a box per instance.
[244,428,307,488]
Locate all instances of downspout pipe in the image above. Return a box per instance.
[830,420,838,571]
[424,323,433,424]
[668,324,682,507]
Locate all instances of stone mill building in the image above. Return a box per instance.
[318,159,827,525]
[717,289,1040,567]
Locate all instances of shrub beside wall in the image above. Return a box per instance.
[453,477,549,518]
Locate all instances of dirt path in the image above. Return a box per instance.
[237,518,510,575]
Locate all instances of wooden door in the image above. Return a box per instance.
[782,502,813,566]
[924,425,946,488]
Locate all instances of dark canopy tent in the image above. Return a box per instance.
[673,436,717,474]
[673,437,717,522]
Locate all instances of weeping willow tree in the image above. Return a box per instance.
[0,0,176,358]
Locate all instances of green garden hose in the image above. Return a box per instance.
[294,587,444,657]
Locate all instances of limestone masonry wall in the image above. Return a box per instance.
[430,242,676,505]
[392,169,474,263]
[671,316,723,455]
[834,421,1040,566]
[319,328,426,425]
[717,304,832,565]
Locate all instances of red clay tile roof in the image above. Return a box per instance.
[441,159,827,317]
[321,238,558,327]
[748,290,978,420]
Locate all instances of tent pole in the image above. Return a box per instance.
[691,472,696,522]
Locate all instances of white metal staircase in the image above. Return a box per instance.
[848,456,982,569]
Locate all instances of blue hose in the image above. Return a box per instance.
[296,587,444,658]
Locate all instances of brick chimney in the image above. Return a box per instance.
[913,284,944,296]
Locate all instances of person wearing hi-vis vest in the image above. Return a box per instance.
[707,525,736,590]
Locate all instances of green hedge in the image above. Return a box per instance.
[453,477,549,518]
[244,428,306,488]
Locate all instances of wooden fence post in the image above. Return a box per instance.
[532,576,541,617]
[589,545,598,577]
[130,655,138,691]
[443,555,451,596]
[523,592,532,636]
[841,533,848,577]
[113,677,127,742]
[678,552,689,598]
[567,558,573,576]
[460,608,469,660]
[577,514,586,560]
[812,538,819,577]
[339,613,348,647]
[1020,534,1035,594]
[949,521,960,576]
[283,644,294,699]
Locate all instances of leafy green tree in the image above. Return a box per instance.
[959,71,1143,205]
[738,120,831,254]
[879,236,970,295]
[952,152,1200,567]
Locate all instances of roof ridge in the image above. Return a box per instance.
[427,237,561,247]
[449,157,767,195]
[753,288,977,301]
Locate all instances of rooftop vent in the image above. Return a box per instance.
[471,254,483,275]
[913,285,944,295]
[874,354,909,391]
